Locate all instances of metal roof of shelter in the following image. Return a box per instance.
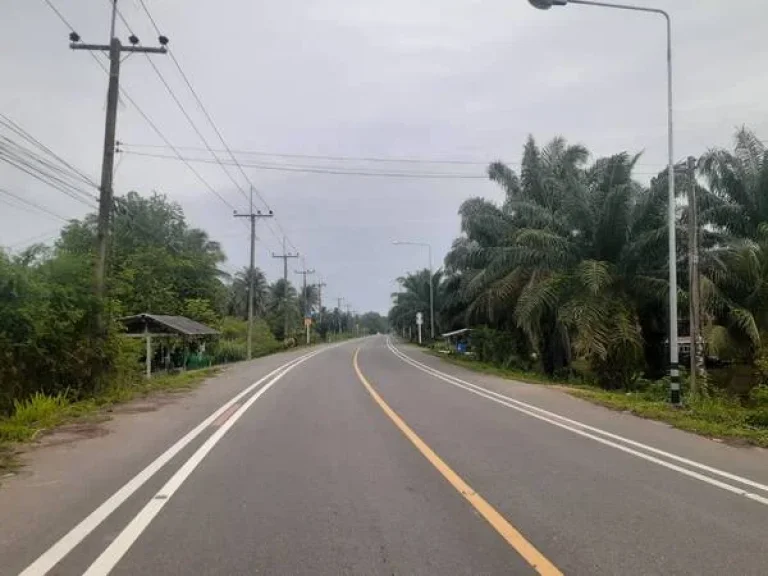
[121,314,220,337]
[441,328,472,338]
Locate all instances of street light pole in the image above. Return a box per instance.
[393,240,435,340]
[528,0,680,405]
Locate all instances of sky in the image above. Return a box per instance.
[2,0,767,314]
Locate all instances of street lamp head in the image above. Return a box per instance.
[528,0,568,9]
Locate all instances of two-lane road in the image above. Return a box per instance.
[7,336,768,574]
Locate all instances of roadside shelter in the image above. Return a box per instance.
[121,314,220,378]
[441,328,472,354]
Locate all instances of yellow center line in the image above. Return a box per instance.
[353,347,563,576]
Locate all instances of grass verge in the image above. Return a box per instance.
[0,367,218,474]
[425,350,768,448]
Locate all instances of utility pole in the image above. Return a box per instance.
[317,280,327,332]
[272,237,299,339]
[295,267,315,345]
[234,189,273,359]
[687,155,705,397]
[336,297,344,335]
[345,304,352,337]
[71,0,167,331]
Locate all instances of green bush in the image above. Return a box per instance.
[211,340,247,364]
[750,385,768,407]
[746,409,768,429]
[219,316,248,341]
[0,392,71,442]
[471,326,530,370]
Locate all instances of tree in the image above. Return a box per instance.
[389,269,444,338]
[435,136,670,383]
[227,267,268,320]
[266,279,299,340]
[57,191,227,318]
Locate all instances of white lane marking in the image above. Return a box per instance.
[385,339,768,506]
[388,340,768,496]
[20,347,328,576]
[82,347,320,575]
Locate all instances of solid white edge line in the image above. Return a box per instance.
[389,340,768,494]
[385,338,768,505]
[20,346,329,576]
[82,349,321,576]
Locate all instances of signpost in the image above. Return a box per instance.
[416,312,423,345]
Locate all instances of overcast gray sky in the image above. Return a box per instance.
[2,0,767,314]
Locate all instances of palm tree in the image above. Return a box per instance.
[389,269,444,337]
[695,129,768,361]
[227,267,268,320]
[266,279,299,340]
[699,128,768,239]
[444,136,668,383]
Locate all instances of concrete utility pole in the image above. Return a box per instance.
[71,0,167,331]
[336,297,344,335]
[295,267,315,345]
[272,237,299,339]
[687,156,705,397]
[234,189,273,359]
[317,281,327,328]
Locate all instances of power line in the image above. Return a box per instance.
[118,142,672,172]
[121,142,497,167]
[0,150,98,209]
[6,228,63,250]
[0,187,70,222]
[135,0,304,258]
[41,0,77,32]
[119,150,490,179]
[140,53,250,204]
[0,114,99,188]
[42,0,243,215]
[87,54,241,213]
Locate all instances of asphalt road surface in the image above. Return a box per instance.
[4,336,768,575]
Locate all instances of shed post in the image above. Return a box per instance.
[144,323,152,379]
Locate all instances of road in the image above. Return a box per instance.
[3,335,768,575]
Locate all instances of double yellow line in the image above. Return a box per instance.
[353,347,562,576]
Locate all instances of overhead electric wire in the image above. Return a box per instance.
[42,0,241,215]
[120,143,499,167]
[0,140,99,206]
[0,136,100,203]
[0,114,99,188]
[141,53,250,203]
[0,187,70,222]
[0,151,98,209]
[118,150,491,179]
[136,0,304,257]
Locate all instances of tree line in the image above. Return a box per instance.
[390,128,768,397]
[0,191,384,413]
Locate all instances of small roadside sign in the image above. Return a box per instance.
[416,312,423,325]
[304,317,312,327]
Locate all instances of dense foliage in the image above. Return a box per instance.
[0,191,378,414]
[390,129,768,397]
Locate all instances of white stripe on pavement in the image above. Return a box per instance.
[20,346,330,576]
[82,348,323,575]
[386,338,768,505]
